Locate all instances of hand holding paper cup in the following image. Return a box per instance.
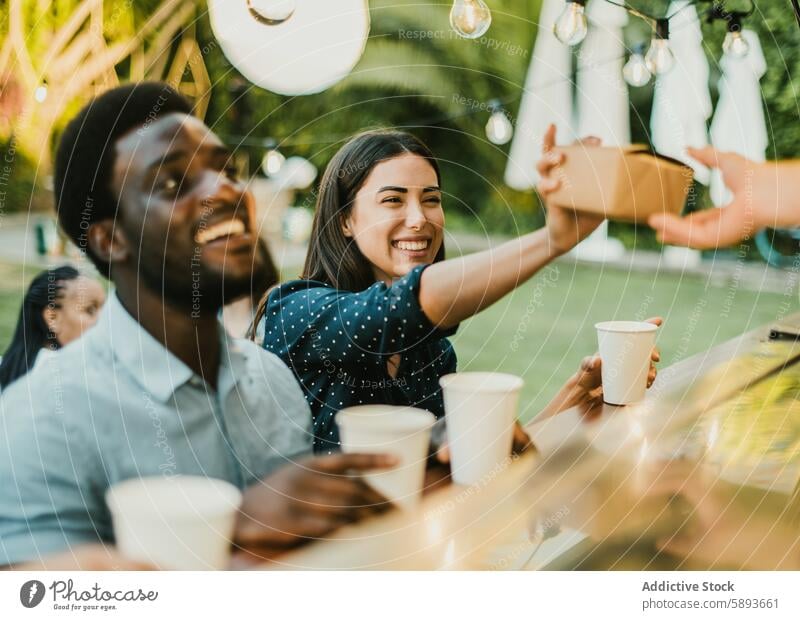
[337,405,435,510]
[596,320,660,405]
[106,475,242,570]
[439,372,524,485]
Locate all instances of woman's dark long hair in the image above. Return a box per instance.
[0,265,80,389]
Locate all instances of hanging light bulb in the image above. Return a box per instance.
[645,19,675,75]
[261,142,286,176]
[723,31,749,58]
[247,0,296,26]
[722,16,750,58]
[485,101,513,145]
[449,0,492,39]
[553,0,588,47]
[623,44,652,87]
[33,83,48,103]
[646,40,675,75]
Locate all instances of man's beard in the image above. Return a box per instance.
[137,242,270,316]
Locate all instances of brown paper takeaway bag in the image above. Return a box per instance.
[547,145,694,223]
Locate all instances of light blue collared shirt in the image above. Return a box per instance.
[0,293,311,565]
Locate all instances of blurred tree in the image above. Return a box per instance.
[749,3,800,160]
[0,0,208,211]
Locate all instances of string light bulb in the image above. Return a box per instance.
[485,101,513,145]
[246,0,296,25]
[449,0,492,39]
[723,30,749,58]
[553,0,588,46]
[722,16,750,58]
[623,44,652,87]
[262,142,286,176]
[645,19,675,75]
[33,83,48,103]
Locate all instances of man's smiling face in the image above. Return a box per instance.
[109,113,267,312]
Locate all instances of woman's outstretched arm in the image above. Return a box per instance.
[420,126,603,330]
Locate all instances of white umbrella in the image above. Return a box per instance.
[709,30,767,206]
[505,0,575,189]
[576,0,629,145]
[573,0,629,261]
[650,0,712,183]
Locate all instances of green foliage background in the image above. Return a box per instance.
[3,0,800,243]
[196,0,800,241]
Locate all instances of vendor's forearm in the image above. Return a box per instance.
[773,161,800,229]
[419,228,560,329]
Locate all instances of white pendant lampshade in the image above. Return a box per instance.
[709,30,767,206]
[650,0,712,183]
[505,0,575,189]
[208,0,370,96]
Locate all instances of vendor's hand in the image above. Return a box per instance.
[11,544,155,571]
[233,453,396,563]
[435,421,533,465]
[537,124,605,256]
[648,147,787,249]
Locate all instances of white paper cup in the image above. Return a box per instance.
[439,372,524,486]
[337,405,435,510]
[106,475,242,570]
[596,321,659,405]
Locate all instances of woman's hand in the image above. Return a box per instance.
[510,422,535,454]
[539,317,662,417]
[420,125,609,329]
[233,453,396,565]
[10,544,155,571]
[536,124,605,256]
[434,421,534,465]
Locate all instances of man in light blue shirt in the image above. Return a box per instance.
[0,83,392,569]
[0,292,312,564]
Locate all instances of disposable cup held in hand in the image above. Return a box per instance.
[337,405,436,510]
[596,321,659,405]
[106,476,242,570]
[439,372,524,486]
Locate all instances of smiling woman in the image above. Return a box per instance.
[257,129,626,453]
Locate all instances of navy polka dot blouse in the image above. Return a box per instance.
[261,265,458,453]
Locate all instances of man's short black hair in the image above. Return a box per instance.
[54,81,193,273]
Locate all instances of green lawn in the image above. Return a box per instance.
[1,259,795,424]
[0,262,28,346]
[452,260,798,422]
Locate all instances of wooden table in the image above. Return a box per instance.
[260,315,800,570]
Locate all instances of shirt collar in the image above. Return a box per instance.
[97,292,242,403]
